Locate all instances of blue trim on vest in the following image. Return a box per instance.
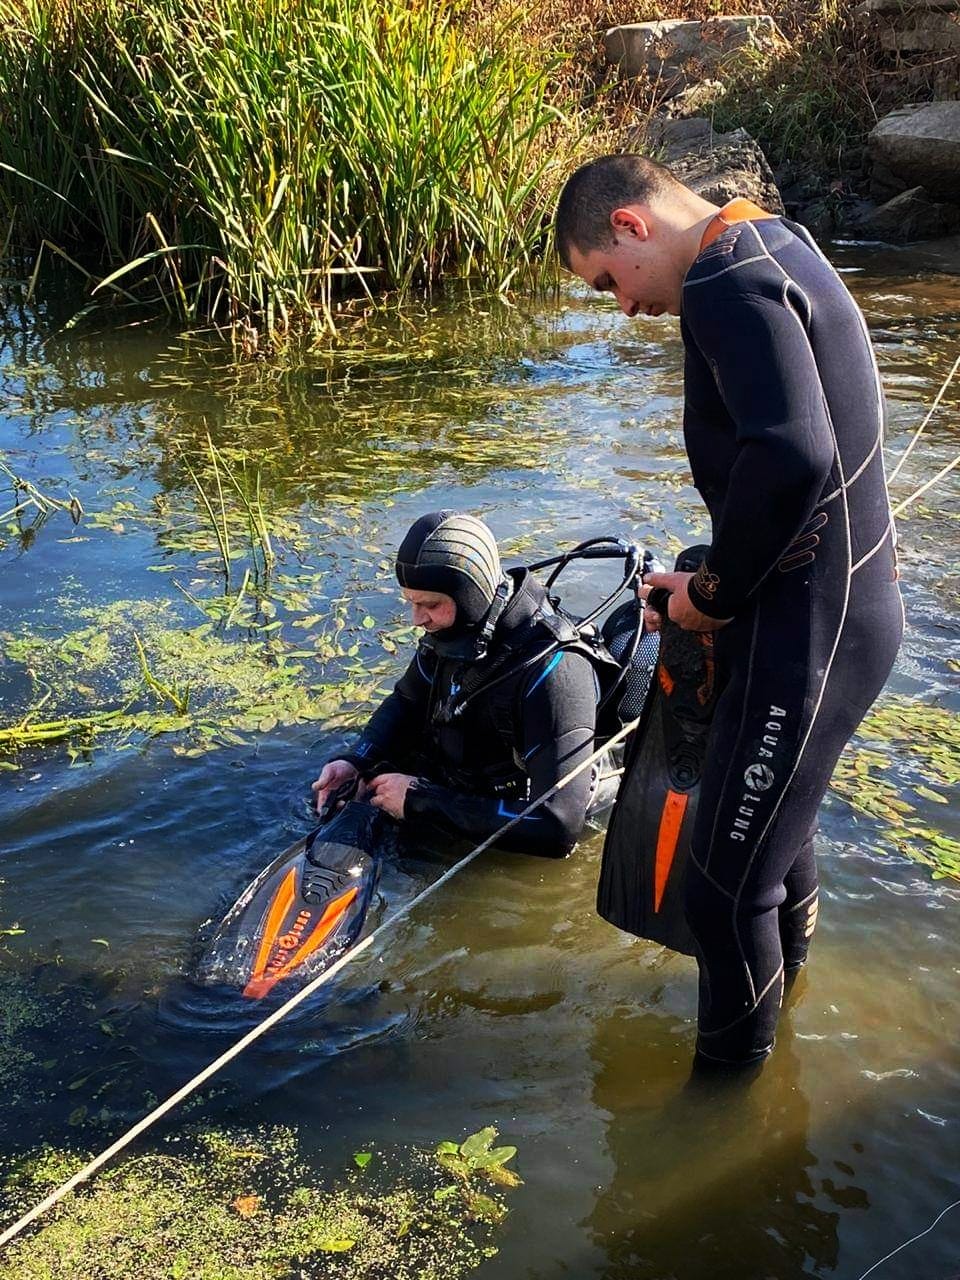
[497,800,539,822]
[525,651,563,696]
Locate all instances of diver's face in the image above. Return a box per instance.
[566,206,682,319]
[403,588,457,633]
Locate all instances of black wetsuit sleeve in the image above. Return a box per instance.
[340,643,435,771]
[404,650,598,858]
[682,285,836,618]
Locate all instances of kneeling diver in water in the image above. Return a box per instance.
[312,510,617,858]
[198,511,653,999]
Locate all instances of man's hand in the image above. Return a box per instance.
[641,571,732,632]
[366,772,417,821]
[311,759,360,814]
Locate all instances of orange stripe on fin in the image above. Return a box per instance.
[658,665,675,697]
[653,790,688,912]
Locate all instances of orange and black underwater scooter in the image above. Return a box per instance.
[195,776,387,1000]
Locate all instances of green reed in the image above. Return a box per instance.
[0,0,570,341]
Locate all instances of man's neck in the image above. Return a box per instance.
[659,195,722,280]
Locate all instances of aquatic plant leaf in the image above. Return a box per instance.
[476,1146,517,1169]
[436,1152,469,1179]
[915,785,948,804]
[353,1152,372,1169]
[231,1194,260,1218]
[316,1238,356,1252]
[459,1128,497,1163]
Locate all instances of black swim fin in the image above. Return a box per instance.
[596,546,718,957]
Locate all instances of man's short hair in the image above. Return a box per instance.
[554,154,682,269]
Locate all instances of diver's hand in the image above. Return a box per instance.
[311,759,359,814]
[641,571,732,632]
[366,772,416,821]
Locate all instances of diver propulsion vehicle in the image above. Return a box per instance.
[195,779,386,1000]
[597,545,718,956]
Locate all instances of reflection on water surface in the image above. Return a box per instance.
[0,243,957,1277]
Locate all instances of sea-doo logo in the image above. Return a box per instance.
[744,763,775,793]
[269,910,312,968]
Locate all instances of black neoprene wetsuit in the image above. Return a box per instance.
[679,212,903,1064]
[342,569,604,858]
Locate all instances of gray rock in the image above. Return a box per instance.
[604,17,782,96]
[869,102,960,200]
[854,186,960,238]
[855,0,959,14]
[795,198,839,239]
[665,79,725,119]
[666,126,785,213]
[879,11,960,50]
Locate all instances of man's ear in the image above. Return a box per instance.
[610,206,651,241]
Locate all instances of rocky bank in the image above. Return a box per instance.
[604,5,960,242]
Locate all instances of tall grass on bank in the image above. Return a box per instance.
[0,0,572,340]
[710,1,879,170]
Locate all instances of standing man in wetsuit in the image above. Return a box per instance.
[555,155,903,1069]
[312,510,611,859]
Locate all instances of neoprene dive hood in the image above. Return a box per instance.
[395,511,511,657]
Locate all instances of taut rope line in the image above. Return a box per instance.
[0,715,640,1252]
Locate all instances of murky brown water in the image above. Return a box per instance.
[0,239,957,1278]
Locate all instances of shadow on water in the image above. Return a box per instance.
[587,997,844,1280]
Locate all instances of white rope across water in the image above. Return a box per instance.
[0,714,640,1253]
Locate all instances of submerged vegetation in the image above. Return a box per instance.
[0,1124,520,1278]
[0,0,576,343]
[832,697,960,882]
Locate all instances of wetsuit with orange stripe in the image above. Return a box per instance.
[679,200,903,1064]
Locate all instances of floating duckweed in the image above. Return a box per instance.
[831,697,960,879]
[0,973,58,1094]
[0,598,389,763]
[0,1124,517,1280]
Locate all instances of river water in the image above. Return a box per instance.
[0,241,957,1278]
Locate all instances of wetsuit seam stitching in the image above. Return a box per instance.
[820,432,882,502]
[703,604,762,877]
[729,225,853,1032]
[703,603,764,1008]
[783,884,818,914]
[850,521,894,573]
[698,963,784,1036]
[688,852,738,901]
[682,253,769,287]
